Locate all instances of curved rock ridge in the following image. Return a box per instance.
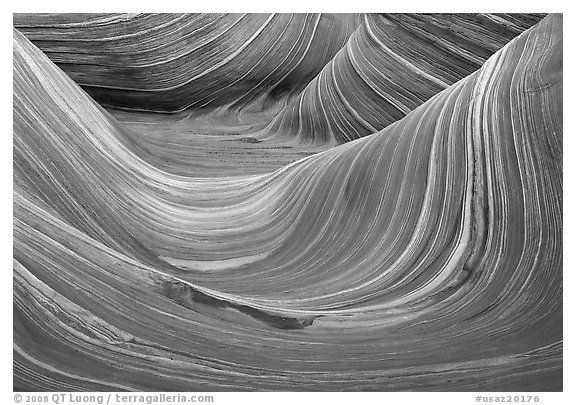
[13,13,361,113]
[264,13,546,143]
[13,13,562,391]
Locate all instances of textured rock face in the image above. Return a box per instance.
[13,13,361,112]
[265,13,547,143]
[13,13,562,391]
[14,13,544,141]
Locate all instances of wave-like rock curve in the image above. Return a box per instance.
[265,13,546,143]
[13,13,360,113]
[13,13,562,391]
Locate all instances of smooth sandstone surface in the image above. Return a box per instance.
[13,13,361,113]
[265,13,547,143]
[13,13,562,391]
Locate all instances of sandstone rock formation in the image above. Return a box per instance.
[13,13,562,391]
[13,13,360,112]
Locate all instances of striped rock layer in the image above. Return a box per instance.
[13,13,360,113]
[14,13,545,143]
[13,14,562,391]
[265,13,547,143]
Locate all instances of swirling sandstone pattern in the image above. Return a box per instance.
[12,13,360,112]
[13,13,562,391]
[265,13,546,143]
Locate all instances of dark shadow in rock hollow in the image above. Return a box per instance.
[159,279,317,330]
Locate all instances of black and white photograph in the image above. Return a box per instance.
[7,2,568,402]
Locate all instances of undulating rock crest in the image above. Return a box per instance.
[14,13,545,144]
[264,13,547,143]
[13,13,562,391]
[13,13,360,112]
